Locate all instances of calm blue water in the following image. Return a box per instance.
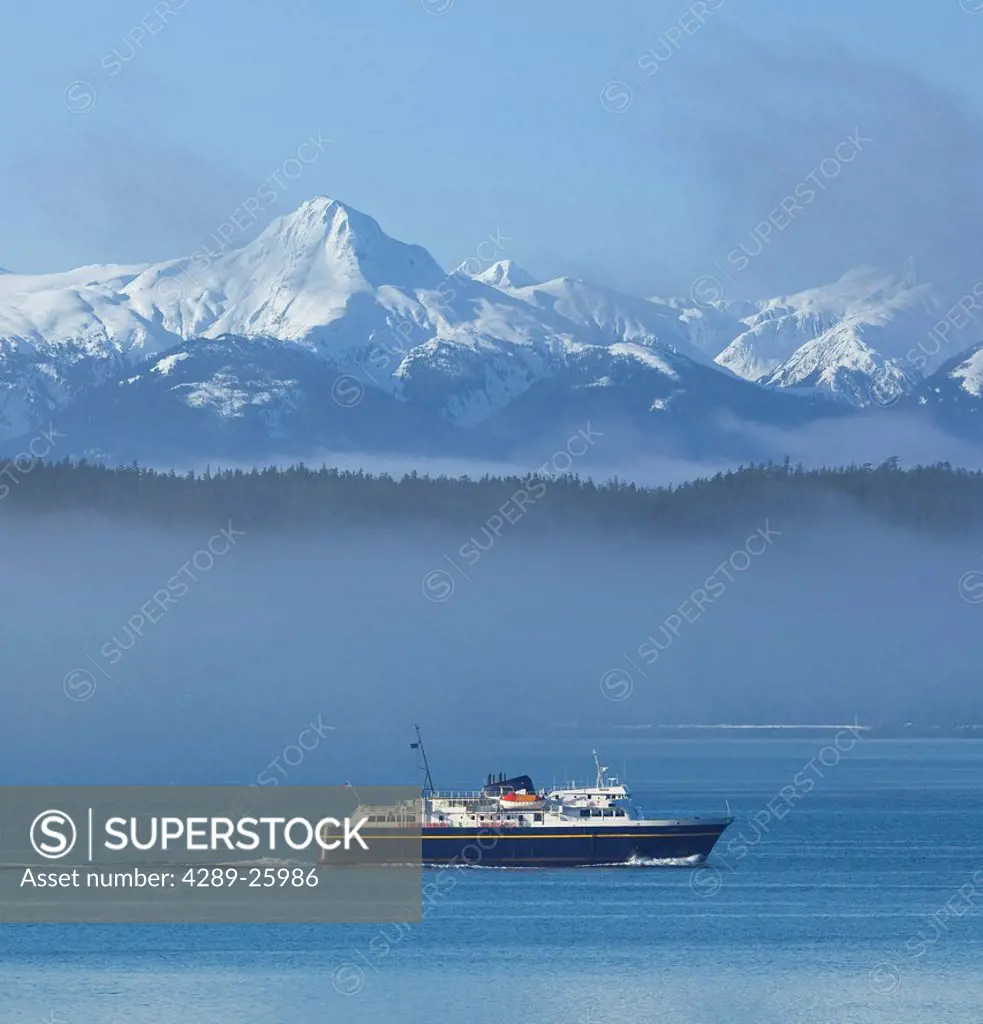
[3,739,983,1023]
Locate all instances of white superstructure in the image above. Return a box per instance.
[423,752,700,831]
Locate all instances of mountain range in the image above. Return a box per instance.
[1,196,981,468]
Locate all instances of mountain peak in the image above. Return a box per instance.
[471,259,538,290]
[269,195,384,254]
[253,196,445,291]
[289,194,378,231]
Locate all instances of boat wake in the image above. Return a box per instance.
[426,856,706,870]
[215,857,306,867]
[428,863,520,870]
[616,853,706,868]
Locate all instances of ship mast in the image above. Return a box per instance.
[592,749,608,788]
[411,724,435,796]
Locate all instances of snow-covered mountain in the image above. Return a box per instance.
[0,199,444,350]
[713,268,942,402]
[0,196,979,464]
[949,345,983,400]
[471,259,537,290]
[467,262,713,365]
[905,342,983,435]
[0,198,718,441]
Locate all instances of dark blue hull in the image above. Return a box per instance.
[421,819,731,867]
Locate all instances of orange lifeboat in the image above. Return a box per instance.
[499,791,545,810]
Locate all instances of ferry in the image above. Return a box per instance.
[405,727,733,867]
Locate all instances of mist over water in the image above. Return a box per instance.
[2,513,980,787]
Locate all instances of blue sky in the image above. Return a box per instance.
[2,0,983,298]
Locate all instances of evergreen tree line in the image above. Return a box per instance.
[1,457,981,535]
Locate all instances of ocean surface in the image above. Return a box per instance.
[3,738,983,1024]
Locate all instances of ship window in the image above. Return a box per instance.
[579,809,589,818]
[534,813,543,822]
[615,809,625,817]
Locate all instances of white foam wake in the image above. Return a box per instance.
[624,853,705,867]
[425,854,707,870]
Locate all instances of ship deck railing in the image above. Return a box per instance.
[547,783,628,795]
[427,791,495,806]
[423,819,526,828]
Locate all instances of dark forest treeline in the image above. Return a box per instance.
[1,457,982,535]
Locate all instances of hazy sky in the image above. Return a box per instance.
[2,1,983,298]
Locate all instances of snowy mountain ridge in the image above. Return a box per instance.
[0,196,980,461]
